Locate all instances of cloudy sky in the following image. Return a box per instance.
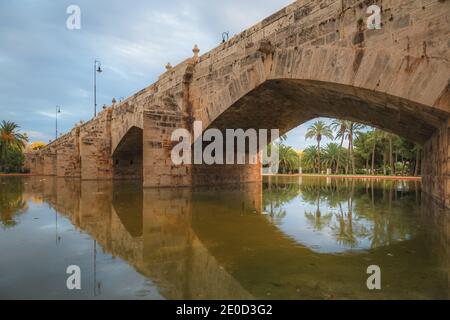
[0,0,335,149]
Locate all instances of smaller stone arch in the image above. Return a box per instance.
[112,126,143,180]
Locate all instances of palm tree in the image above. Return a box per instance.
[302,146,319,173]
[322,143,341,173]
[386,133,396,175]
[305,120,333,174]
[413,144,422,177]
[369,129,381,175]
[377,131,392,175]
[398,138,414,176]
[348,122,365,174]
[0,121,28,170]
[277,143,299,174]
[331,120,349,174]
[354,132,372,173]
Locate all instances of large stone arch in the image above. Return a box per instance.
[205,79,446,142]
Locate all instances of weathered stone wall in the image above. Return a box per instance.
[24,152,40,174]
[56,128,81,177]
[78,109,113,180]
[422,119,450,207]
[192,162,262,186]
[113,150,143,180]
[143,109,192,187]
[27,144,58,176]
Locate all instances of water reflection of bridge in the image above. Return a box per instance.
[15,177,449,300]
[25,178,255,300]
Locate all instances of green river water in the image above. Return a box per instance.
[0,176,448,299]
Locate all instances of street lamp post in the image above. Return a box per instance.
[55,105,61,140]
[94,60,103,117]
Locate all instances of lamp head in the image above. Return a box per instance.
[95,60,103,73]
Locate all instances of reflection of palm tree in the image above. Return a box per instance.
[333,182,359,247]
[304,209,333,231]
[332,202,357,247]
[0,178,27,228]
[304,189,332,231]
[263,177,418,251]
[263,182,301,211]
[263,182,297,225]
[268,209,287,224]
[352,180,416,248]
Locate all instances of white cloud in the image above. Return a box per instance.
[72,88,89,98]
[35,111,56,118]
[36,110,72,118]
[26,130,51,142]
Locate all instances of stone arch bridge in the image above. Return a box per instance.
[27,0,450,206]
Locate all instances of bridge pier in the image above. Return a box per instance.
[42,153,56,176]
[143,108,192,187]
[79,110,113,180]
[192,163,262,186]
[56,127,81,177]
[142,109,262,187]
[422,118,450,208]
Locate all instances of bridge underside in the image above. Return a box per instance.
[208,80,445,144]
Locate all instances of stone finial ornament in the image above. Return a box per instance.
[112,98,117,105]
[193,44,200,62]
[165,63,173,70]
